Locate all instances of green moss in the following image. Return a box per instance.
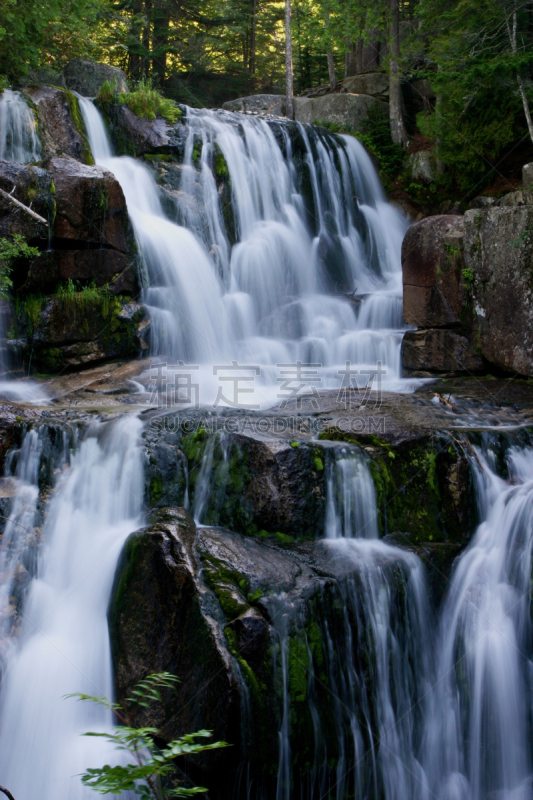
[144,153,174,162]
[290,441,300,448]
[288,634,309,703]
[149,474,164,505]
[213,145,229,178]
[64,89,94,165]
[313,455,324,472]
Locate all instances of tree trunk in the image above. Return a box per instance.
[345,38,356,78]
[389,0,409,148]
[129,0,144,79]
[152,5,170,86]
[285,0,294,119]
[507,9,533,144]
[142,0,152,78]
[324,4,336,90]
[249,0,257,77]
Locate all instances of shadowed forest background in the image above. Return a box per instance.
[2,0,533,199]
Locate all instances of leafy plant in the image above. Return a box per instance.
[0,234,40,299]
[68,672,228,799]
[118,79,181,124]
[58,279,111,315]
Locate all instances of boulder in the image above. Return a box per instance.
[23,86,92,163]
[10,295,149,371]
[47,157,131,252]
[401,329,483,374]
[98,103,173,157]
[19,249,138,296]
[408,150,435,186]
[222,94,285,115]
[293,93,388,131]
[523,162,533,190]
[340,72,389,97]
[402,215,468,328]
[0,159,52,241]
[464,206,533,377]
[63,59,128,97]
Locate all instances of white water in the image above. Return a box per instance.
[422,443,533,800]
[0,90,41,164]
[0,414,144,799]
[78,98,412,408]
[0,90,49,402]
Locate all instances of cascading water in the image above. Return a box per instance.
[0,89,41,164]
[78,98,410,408]
[422,439,533,800]
[0,414,144,799]
[0,90,47,401]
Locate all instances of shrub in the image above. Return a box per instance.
[0,234,40,299]
[97,77,182,124]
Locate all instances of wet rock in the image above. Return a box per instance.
[293,93,388,132]
[402,215,468,329]
[143,421,328,539]
[408,150,435,186]
[222,94,285,115]
[401,329,483,374]
[99,103,172,157]
[10,295,149,371]
[108,508,246,780]
[463,205,533,377]
[0,159,52,241]
[20,249,138,296]
[47,157,132,253]
[63,59,128,97]
[23,86,92,163]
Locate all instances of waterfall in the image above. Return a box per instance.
[0,414,144,799]
[77,98,409,407]
[423,440,533,800]
[0,90,41,164]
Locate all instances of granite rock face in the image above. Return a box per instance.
[293,92,388,131]
[63,59,129,97]
[401,215,483,374]
[464,205,533,377]
[222,94,286,115]
[23,86,92,163]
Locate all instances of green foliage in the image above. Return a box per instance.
[68,672,228,799]
[415,0,533,193]
[0,234,40,299]
[117,79,182,123]
[58,279,111,316]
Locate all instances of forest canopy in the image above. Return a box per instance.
[1,0,533,194]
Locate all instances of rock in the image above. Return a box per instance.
[494,189,533,207]
[523,162,533,190]
[23,86,92,163]
[63,59,128,97]
[99,103,172,157]
[143,422,328,539]
[222,94,285,115]
[108,508,248,780]
[293,93,388,131]
[20,249,138,296]
[402,215,468,328]
[408,150,435,185]
[464,206,533,377]
[10,295,149,371]
[402,328,483,373]
[0,159,52,241]
[47,157,131,252]
[469,196,497,210]
[340,72,389,97]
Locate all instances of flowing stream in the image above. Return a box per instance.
[0,415,144,799]
[1,91,533,800]
[78,98,409,407]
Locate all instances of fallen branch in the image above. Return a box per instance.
[0,786,16,800]
[0,186,48,226]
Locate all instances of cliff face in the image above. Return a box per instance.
[0,85,148,374]
[401,174,533,378]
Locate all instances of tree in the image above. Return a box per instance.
[388,0,409,147]
[68,673,228,799]
[285,0,294,119]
